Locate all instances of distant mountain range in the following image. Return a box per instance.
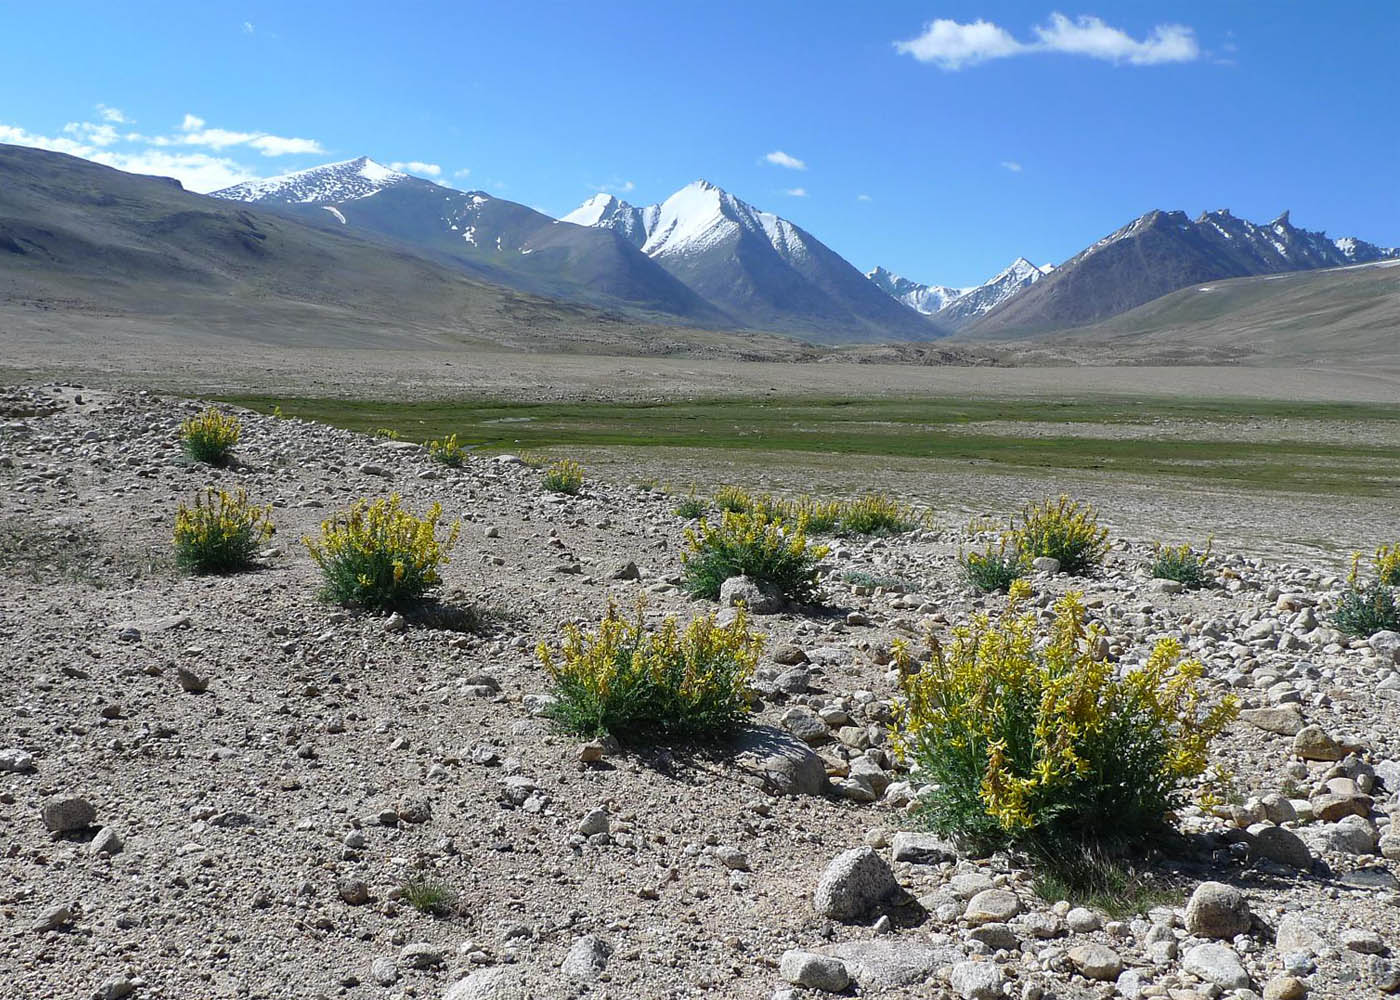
[4,142,1397,356]
[867,258,1054,330]
[963,208,1399,337]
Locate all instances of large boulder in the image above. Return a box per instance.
[814,847,901,921]
[719,575,785,614]
[1184,881,1252,939]
[730,725,828,797]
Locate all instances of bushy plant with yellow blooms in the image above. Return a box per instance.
[1334,552,1400,637]
[1375,544,1400,587]
[713,485,753,514]
[1011,495,1109,576]
[179,407,241,466]
[303,494,459,608]
[839,493,917,537]
[426,433,466,468]
[542,458,584,495]
[708,486,916,538]
[891,580,1238,851]
[682,509,829,603]
[173,487,274,573]
[537,600,761,739]
[959,534,1027,594]
[1150,538,1213,588]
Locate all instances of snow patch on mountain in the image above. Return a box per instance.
[212,157,410,204]
[866,257,1051,327]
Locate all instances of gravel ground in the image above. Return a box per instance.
[2,384,1397,1000]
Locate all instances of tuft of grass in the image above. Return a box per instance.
[173,488,274,574]
[542,458,584,495]
[180,407,241,466]
[303,494,459,609]
[714,485,752,513]
[673,495,708,519]
[959,536,1027,594]
[537,600,760,740]
[681,510,828,603]
[1150,540,1213,588]
[373,427,401,440]
[401,875,457,917]
[1029,843,1178,920]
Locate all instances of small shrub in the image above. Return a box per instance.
[891,581,1238,853]
[401,875,457,917]
[713,485,753,513]
[518,450,550,470]
[840,494,916,537]
[427,433,466,467]
[682,510,828,603]
[543,458,584,495]
[303,494,459,609]
[1011,495,1108,576]
[537,600,760,739]
[1375,544,1400,587]
[1029,845,1176,919]
[760,495,844,535]
[179,407,241,465]
[673,495,708,519]
[1334,580,1400,637]
[1150,539,1213,588]
[173,487,273,574]
[372,427,401,440]
[960,537,1027,594]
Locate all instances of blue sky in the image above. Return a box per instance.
[3,2,1397,286]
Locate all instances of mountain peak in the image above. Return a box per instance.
[1272,209,1292,228]
[212,156,410,205]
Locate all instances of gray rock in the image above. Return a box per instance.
[1031,556,1060,573]
[950,960,1004,1000]
[731,725,828,797]
[370,956,398,985]
[1184,881,1252,939]
[814,847,901,921]
[1301,815,1378,855]
[720,575,785,614]
[100,976,135,1000]
[1275,913,1328,954]
[772,644,809,665]
[780,706,831,745]
[1293,724,1354,761]
[89,826,123,856]
[29,903,72,932]
[968,922,1019,951]
[577,807,610,837]
[779,951,849,992]
[443,968,529,1000]
[1342,927,1386,954]
[818,937,962,990]
[398,942,443,969]
[0,748,35,773]
[1065,906,1101,933]
[41,796,95,833]
[1183,942,1251,990]
[964,888,1020,925]
[1369,630,1400,663]
[1239,704,1305,736]
[338,878,370,905]
[1249,824,1312,869]
[1068,943,1123,981]
[608,561,640,580]
[176,666,208,693]
[891,831,956,865]
[561,934,612,980]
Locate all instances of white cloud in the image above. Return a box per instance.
[249,135,323,156]
[764,150,806,170]
[1000,160,1023,172]
[96,104,127,123]
[784,187,808,197]
[180,113,206,132]
[63,120,120,146]
[592,178,635,194]
[90,150,258,192]
[895,13,1199,70]
[243,21,255,34]
[390,160,442,177]
[856,193,872,202]
[453,167,472,179]
[0,124,93,157]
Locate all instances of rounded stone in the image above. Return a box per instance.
[1184,881,1252,939]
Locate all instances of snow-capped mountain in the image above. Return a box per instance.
[561,181,940,341]
[865,266,969,316]
[212,159,727,325]
[965,208,1400,337]
[212,157,411,206]
[866,258,1052,329]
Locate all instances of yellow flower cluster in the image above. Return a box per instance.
[708,486,916,536]
[179,407,241,464]
[172,487,273,573]
[892,580,1238,841]
[542,458,584,494]
[427,433,467,467]
[1375,544,1400,586]
[303,494,459,606]
[1010,494,1109,575]
[536,600,761,737]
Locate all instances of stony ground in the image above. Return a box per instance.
[1,383,1397,1000]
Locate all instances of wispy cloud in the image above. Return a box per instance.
[391,160,442,177]
[1000,160,1023,172]
[1,107,328,191]
[784,187,808,197]
[856,193,872,202]
[764,150,806,170]
[242,21,255,34]
[592,178,635,194]
[453,167,472,179]
[895,13,1199,70]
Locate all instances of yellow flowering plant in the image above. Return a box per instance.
[427,433,466,468]
[682,509,829,603]
[303,494,459,608]
[1012,495,1109,576]
[173,487,274,573]
[1375,544,1400,587]
[537,600,761,739]
[891,580,1238,850]
[1150,538,1214,588]
[542,458,584,495]
[179,407,241,466]
[839,493,917,537]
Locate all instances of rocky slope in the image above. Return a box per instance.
[2,384,1397,999]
